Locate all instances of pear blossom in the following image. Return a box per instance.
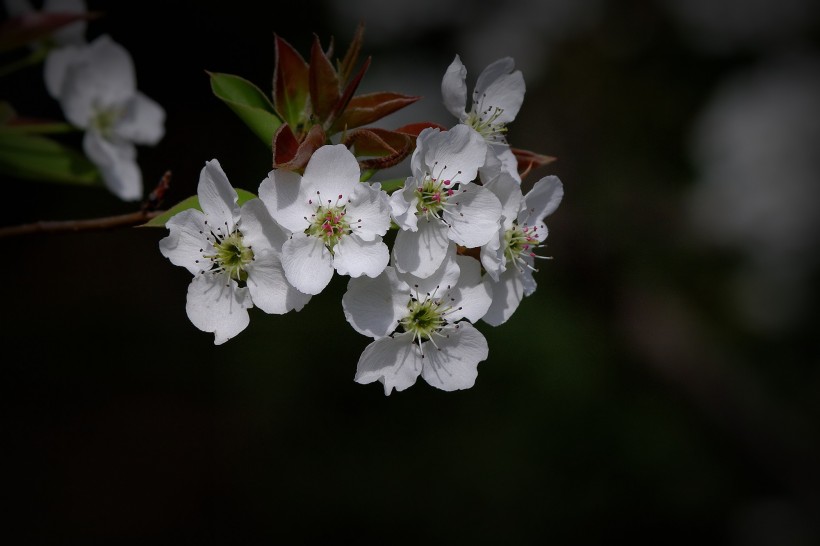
[441,55,525,182]
[343,248,493,395]
[390,125,502,278]
[44,34,165,201]
[258,144,392,296]
[159,159,311,344]
[480,171,564,326]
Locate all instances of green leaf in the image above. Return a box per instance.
[0,121,76,135]
[140,188,257,228]
[0,132,100,185]
[376,178,405,194]
[209,71,282,146]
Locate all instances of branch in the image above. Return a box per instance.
[0,209,164,238]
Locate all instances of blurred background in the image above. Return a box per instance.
[3,0,820,542]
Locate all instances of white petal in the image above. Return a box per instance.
[494,145,522,183]
[396,244,460,297]
[441,54,468,121]
[420,323,488,392]
[159,208,210,275]
[484,170,523,230]
[114,91,165,145]
[348,182,391,241]
[197,159,239,230]
[78,35,136,106]
[417,124,487,186]
[482,268,527,326]
[342,267,408,338]
[445,183,502,248]
[186,273,252,345]
[44,43,82,99]
[392,217,450,278]
[239,198,288,253]
[389,179,419,231]
[281,233,334,295]
[258,168,312,234]
[479,225,506,281]
[302,144,359,201]
[43,0,86,46]
[475,60,525,126]
[246,251,311,314]
[474,57,516,102]
[82,130,141,200]
[520,175,564,227]
[355,333,423,395]
[451,255,493,323]
[333,235,389,279]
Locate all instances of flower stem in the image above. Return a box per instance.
[0,210,164,238]
[0,47,48,78]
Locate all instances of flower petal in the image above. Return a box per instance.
[441,54,468,121]
[186,273,252,345]
[355,333,423,395]
[421,322,488,391]
[484,170,524,230]
[281,233,334,295]
[114,91,165,145]
[197,159,239,230]
[333,235,389,279]
[343,267,408,339]
[43,0,86,46]
[450,255,493,323]
[82,130,141,201]
[415,124,487,185]
[44,43,82,99]
[520,175,564,229]
[482,267,528,326]
[445,183,502,248]
[392,217,450,278]
[348,182,391,241]
[389,178,419,231]
[475,59,525,126]
[479,225,506,281]
[246,250,311,314]
[258,168,312,234]
[239,198,288,253]
[159,208,210,275]
[396,244,460,297]
[474,57,515,102]
[302,144,360,201]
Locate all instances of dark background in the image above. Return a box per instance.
[3,0,820,543]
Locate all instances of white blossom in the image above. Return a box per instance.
[390,125,502,278]
[441,54,525,182]
[44,34,165,201]
[343,248,493,395]
[159,159,310,344]
[480,170,564,326]
[258,144,392,296]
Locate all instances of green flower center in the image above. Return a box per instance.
[307,204,350,249]
[204,231,254,282]
[504,223,540,268]
[91,105,122,138]
[400,297,448,342]
[466,106,507,143]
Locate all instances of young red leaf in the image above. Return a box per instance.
[344,128,414,170]
[512,147,557,179]
[273,124,326,171]
[273,34,310,128]
[337,22,365,84]
[309,34,340,124]
[394,121,449,137]
[330,92,420,133]
[326,56,371,131]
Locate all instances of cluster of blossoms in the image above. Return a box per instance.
[160,50,563,395]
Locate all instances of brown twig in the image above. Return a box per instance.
[0,209,165,238]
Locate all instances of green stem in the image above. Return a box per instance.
[0,122,78,135]
[0,47,49,78]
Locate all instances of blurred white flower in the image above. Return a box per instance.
[45,34,165,200]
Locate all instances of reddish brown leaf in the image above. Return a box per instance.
[273,124,326,171]
[345,128,415,170]
[512,147,557,179]
[337,22,365,84]
[327,56,371,131]
[0,11,98,53]
[330,92,420,133]
[394,121,448,137]
[273,35,310,127]
[272,123,300,168]
[309,34,340,124]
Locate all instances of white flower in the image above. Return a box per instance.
[441,54,525,182]
[390,125,502,278]
[258,144,392,296]
[44,34,165,201]
[159,159,311,345]
[343,248,493,395]
[480,171,564,326]
[4,0,87,47]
